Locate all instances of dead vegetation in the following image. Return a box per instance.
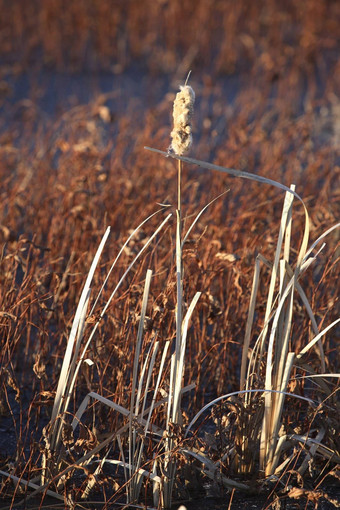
[0,1,339,509]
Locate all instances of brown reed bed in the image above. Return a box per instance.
[0,1,339,508]
[0,0,339,76]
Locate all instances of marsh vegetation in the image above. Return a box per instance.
[0,1,339,509]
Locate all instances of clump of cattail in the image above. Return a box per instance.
[170,84,195,156]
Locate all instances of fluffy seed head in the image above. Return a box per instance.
[170,84,195,156]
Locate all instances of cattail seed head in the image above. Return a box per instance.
[170,84,195,156]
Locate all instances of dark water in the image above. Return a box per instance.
[0,64,241,156]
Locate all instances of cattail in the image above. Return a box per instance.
[170,84,195,156]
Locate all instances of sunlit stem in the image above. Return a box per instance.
[175,158,183,422]
[177,159,182,212]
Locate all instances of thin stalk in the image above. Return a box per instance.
[128,270,152,502]
[177,159,182,212]
[163,159,183,509]
[175,158,183,419]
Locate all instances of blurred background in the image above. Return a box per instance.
[1,0,339,152]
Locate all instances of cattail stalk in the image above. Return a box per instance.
[177,159,182,212]
[162,78,195,509]
[171,80,195,420]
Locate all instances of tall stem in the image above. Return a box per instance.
[177,159,182,212]
[164,158,183,509]
[175,159,183,416]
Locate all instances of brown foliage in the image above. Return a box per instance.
[0,0,339,505]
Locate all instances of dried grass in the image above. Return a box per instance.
[0,1,339,508]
